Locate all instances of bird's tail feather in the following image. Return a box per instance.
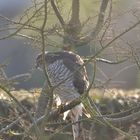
[68,104,82,140]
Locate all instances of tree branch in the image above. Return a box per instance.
[68,0,81,31]
[0,5,44,40]
[51,0,65,29]
[0,85,40,138]
[79,0,110,45]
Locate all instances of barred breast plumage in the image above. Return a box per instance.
[36,51,89,140]
[47,59,80,102]
[36,51,89,99]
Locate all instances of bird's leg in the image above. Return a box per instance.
[57,103,65,113]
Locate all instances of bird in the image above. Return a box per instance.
[36,51,89,140]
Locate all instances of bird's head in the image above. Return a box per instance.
[35,51,60,70]
[35,51,48,70]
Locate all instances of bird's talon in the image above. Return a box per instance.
[57,104,65,113]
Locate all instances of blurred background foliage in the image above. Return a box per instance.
[0,0,140,89]
[1,88,140,140]
[0,0,140,139]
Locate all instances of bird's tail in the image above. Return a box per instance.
[68,104,83,140]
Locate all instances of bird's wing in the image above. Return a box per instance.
[63,57,89,94]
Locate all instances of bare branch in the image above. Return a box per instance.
[35,81,49,118]
[51,0,65,29]
[0,17,37,31]
[79,0,110,45]
[0,116,24,134]
[36,1,55,139]
[100,0,112,43]
[69,0,80,24]
[93,0,110,37]
[84,57,130,64]
[88,19,140,61]
[68,0,81,33]
[0,5,44,40]
[0,85,40,138]
[34,92,140,127]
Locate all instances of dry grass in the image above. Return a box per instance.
[0,88,140,140]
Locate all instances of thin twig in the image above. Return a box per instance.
[51,0,65,29]
[0,5,44,40]
[0,116,24,134]
[0,85,40,138]
[79,0,110,45]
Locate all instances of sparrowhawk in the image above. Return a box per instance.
[36,51,89,140]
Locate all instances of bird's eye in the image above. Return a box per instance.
[36,54,43,68]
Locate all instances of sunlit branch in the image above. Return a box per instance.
[0,5,44,40]
[0,85,40,137]
[51,0,65,29]
[79,0,110,45]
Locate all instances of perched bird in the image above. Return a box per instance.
[36,51,89,140]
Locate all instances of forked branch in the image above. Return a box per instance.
[79,0,110,45]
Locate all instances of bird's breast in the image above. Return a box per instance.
[47,60,80,102]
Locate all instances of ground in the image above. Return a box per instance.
[0,88,140,140]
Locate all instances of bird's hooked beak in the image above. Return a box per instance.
[35,51,49,69]
[35,53,43,69]
[35,63,39,69]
